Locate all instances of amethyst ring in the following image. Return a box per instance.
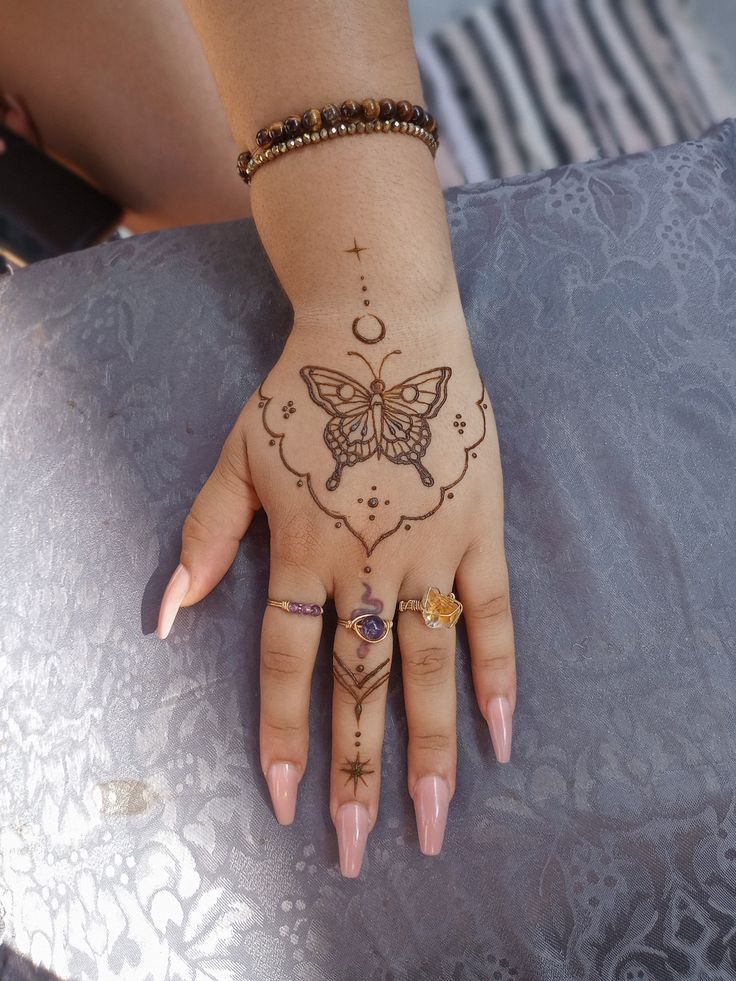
[268,598,324,617]
[337,613,393,644]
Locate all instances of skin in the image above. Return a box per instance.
[0,0,249,231]
[174,0,518,857]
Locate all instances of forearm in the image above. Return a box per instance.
[181,0,463,327]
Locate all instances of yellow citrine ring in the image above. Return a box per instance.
[398,586,463,629]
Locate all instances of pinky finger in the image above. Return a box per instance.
[455,543,517,763]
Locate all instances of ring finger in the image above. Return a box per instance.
[330,574,398,878]
[398,569,459,856]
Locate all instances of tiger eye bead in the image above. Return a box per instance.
[361,98,380,121]
[268,120,285,143]
[283,114,303,138]
[378,98,397,121]
[410,104,428,128]
[425,111,437,134]
[396,99,414,122]
[302,108,323,132]
[341,99,362,121]
[321,103,340,126]
[256,128,273,148]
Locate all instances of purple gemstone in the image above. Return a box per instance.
[312,605,322,616]
[357,615,386,642]
[288,602,301,614]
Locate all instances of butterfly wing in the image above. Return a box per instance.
[300,366,372,418]
[300,366,377,490]
[378,367,452,486]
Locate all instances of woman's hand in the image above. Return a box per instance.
[157,305,516,876]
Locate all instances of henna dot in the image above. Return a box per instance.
[289,407,296,414]
[335,522,342,528]
[360,275,365,280]
[369,515,375,521]
[368,497,379,508]
[363,299,370,306]
[297,479,304,487]
[355,731,361,737]
[364,566,371,574]
[283,414,289,420]
[448,492,454,499]
[384,500,389,505]
[362,286,368,292]
[354,742,360,747]
[258,401,264,408]
[472,452,477,459]
[404,524,411,531]
[356,664,365,672]
[357,498,364,503]
[453,421,459,427]
[269,439,275,446]
[456,413,462,419]
[483,403,488,409]
[288,400,293,406]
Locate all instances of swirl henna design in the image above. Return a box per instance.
[257,374,488,556]
[349,582,384,658]
[301,350,451,490]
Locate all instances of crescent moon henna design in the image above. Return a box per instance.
[300,350,451,491]
[257,376,488,556]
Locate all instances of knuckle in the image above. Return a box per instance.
[182,509,216,547]
[476,652,514,674]
[468,591,510,624]
[261,716,304,738]
[403,645,454,686]
[261,647,306,680]
[410,730,453,754]
[271,509,320,566]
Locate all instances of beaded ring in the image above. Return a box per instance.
[237,97,439,184]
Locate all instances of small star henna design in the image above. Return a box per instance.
[340,751,375,796]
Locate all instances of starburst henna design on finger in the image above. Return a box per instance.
[340,751,375,796]
[300,350,451,490]
[333,652,391,724]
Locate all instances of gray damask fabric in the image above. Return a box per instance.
[1,119,735,981]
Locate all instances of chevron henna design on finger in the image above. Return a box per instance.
[333,652,391,724]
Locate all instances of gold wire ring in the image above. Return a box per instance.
[398,586,463,629]
[267,598,323,617]
[337,613,393,644]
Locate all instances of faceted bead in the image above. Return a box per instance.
[303,108,322,132]
[396,100,413,122]
[378,98,397,121]
[321,103,341,126]
[356,615,387,642]
[341,99,362,121]
[288,602,301,614]
[269,120,285,143]
[310,605,322,616]
[361,98,380,121]
[283,115,303,138]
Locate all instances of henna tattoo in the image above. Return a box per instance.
[258,377,488,555]
[352,314,386,345]
[333,652,390,724]
[340,751,375,796]
[345,237,368,261]
[345,238,388,345]
[350,582,384,658]
[300,350,451,490]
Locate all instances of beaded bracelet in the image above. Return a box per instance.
[237,97,439,184]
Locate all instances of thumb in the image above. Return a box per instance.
[157,424,261,638]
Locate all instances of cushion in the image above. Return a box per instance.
[1,118,735,981]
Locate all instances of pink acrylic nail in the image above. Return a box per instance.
[412,775,450,856]
[266,762,299,825]
[335,802,369,878]
[156,564,190,639]
[486,695,513,763]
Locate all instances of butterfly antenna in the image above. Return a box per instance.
[378,349,402,379]
[347,350,377,376]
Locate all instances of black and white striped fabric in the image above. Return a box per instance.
[416,0,733,183]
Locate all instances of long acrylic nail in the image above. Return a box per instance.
[156,564,190,639]
[266,762,299,825]
[486,695,513,762]
[335,802,369,878]
[412,775,450,855]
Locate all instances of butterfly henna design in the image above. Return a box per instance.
[300,350,451,491]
